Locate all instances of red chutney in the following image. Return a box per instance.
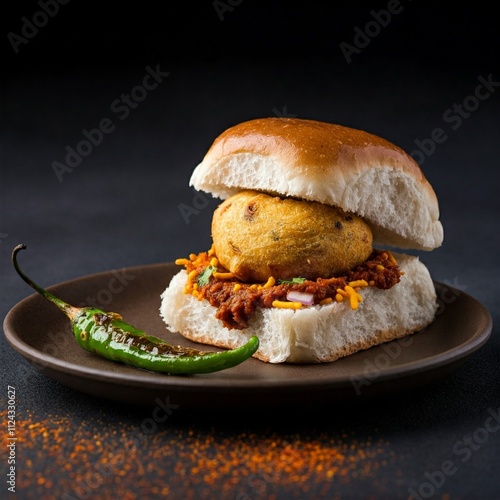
[178,249,402,330]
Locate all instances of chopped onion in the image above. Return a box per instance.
[286,290,314,306]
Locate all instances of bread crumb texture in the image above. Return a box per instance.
[161,253,437,363]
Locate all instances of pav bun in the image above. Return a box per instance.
[190,117,443,251]
[212,190,373,282]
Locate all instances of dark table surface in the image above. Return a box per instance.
[1,2,499,499]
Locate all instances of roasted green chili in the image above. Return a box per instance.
[12,244,259,374]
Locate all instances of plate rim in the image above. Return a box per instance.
[2,262,494,395]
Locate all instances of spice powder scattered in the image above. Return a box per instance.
[1,407,392,499]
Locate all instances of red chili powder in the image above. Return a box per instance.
[1,407,392,499]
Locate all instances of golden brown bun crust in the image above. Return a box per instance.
[191,117,444,251]
[204,117,431,194]
[212,190,373,282]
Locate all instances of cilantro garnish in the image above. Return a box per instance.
[197,265,217,286]
[278,277,306,285]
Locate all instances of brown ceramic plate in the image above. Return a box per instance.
[3,263,493,409]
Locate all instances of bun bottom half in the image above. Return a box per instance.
[159,253,438,364]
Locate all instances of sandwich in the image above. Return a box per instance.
[159,117,443,363]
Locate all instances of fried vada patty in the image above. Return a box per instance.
[212,190,373,282]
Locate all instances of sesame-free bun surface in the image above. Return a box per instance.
[190,117,443,251]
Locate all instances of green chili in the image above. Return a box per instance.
[12,244,259,374]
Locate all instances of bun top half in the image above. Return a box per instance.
[190,117,443,251]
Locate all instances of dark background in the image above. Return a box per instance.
[1,1,499,499]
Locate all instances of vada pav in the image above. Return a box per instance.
[160,117,443,364]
